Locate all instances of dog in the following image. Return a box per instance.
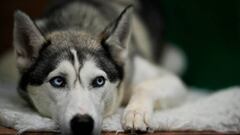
[11,0,187,134]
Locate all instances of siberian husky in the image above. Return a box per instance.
[11,0,187,134]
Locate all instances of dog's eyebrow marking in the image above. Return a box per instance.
[70,49,82,86]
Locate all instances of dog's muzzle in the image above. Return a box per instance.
[70,114,94,135]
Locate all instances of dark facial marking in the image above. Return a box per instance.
[93,48,124,82]
[74,47,121,82]
[18,41,74,92]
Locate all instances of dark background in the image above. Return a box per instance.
[0,0,239,90]
[161,0,239,89]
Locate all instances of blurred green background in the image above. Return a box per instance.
[161,0,239,89]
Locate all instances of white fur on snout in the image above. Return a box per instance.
[57,88,99,134]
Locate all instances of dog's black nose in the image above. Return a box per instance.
[70,114,94,135]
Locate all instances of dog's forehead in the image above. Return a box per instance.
[46,31,101,49]
[42,31,106,68]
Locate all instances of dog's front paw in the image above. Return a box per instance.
[122,103,154,132]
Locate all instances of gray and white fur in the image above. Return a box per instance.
[12,0,187,135]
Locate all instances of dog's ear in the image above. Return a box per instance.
[13,10,46,73]
[101,5,133,65]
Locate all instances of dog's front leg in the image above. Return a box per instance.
[122,74,187,132]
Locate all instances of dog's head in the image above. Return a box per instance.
[13,6,132,135]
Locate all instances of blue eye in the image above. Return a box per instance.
[49,76,66,88]
[92,76,105,88]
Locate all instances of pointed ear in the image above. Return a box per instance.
[13,10,46,73]
[101,5,133,65]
